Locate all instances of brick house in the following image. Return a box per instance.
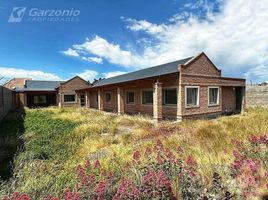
[78,52,246,122]
[15,76,90,108]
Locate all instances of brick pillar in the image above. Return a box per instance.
[85,91,90,108]
[98,89,104,110]
[176,71,183,122]
[24,93,28,107]
[153,81,162,123]
[58,93,62,108]
[117,87,124,115]
[176,85,182,122]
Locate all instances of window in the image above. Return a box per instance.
[163,89,177,105]
[106,92,111,102]
[186,86,199,107]
[208,87,219,106]
[96,94,98,102]
[142,90,153,105]
[34,95,46,104]
[64,94,76,103]
[126,91,135,104]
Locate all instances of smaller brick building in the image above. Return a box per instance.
[78,52,246,122]
[14,76,90,108]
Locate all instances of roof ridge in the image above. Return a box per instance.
[99,56,194,82]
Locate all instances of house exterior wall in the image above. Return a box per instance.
[89,90,98,109]
[222,86,236,112]
[59,77,90,107]
[179,54,222,119]
[84,53,246,121]
[103,88,117,112]
[90,74,179,118]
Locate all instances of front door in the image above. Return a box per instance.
[235,87,242,111]
[80,94,85,107]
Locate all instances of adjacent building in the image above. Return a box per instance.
[14,76,90,108]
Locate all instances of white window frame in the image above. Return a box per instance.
[141,89,153,106]
[185,86,200,108]
[126,90,135,104]
[208,86,220,106]
[163,87,178,107]
[63,94,76,103]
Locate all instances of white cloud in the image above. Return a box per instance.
[61,48,79,57]
[81,56,103,64]
[64,0,268,82]
[102,71,126,78]
[245,65,268,83]
[72,35,142,67]
[0,67,61,80]
[75,70,98,82]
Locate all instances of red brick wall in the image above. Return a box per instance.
[59,76,89,107]
[89,90,98,109]
[180,85,222,117]
[179,54,223,118]
[84,53,245,120]
[103,89,117,112]
[222,86,236,113]
[182,54,221,77]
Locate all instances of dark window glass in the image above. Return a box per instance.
[186,88,198,106]
[34,95,46,104]
[209,88,219,105]
[126,91,135,103]
[106,93,111,102]
[96,94,98,102]
[163,89,177,105]
[142,90,153,104]
[64,95,75,102]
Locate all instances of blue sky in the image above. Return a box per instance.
[0,0,268,83]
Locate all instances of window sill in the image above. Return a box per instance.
[163,104,177,107]
[126,102,135,105]
[141,104,153,106]
[208,104,219,107]
[185,105,200,109]
[63,102,77,104]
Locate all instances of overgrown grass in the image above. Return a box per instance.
[1,106,268,198]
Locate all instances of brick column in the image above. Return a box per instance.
[58,93,62,108]
[176,72,183,122]
[24,93,28,107]
[117,87,124,115]
[153,81,162,123]
[98,89,104,110]
[85,91,90,108]
[176,85,182,122]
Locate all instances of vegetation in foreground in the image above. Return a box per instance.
[0,107,268,199]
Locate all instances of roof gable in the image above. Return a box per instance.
[59,76,90,87]
[182,52,221,76]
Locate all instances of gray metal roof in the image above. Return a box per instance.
[94,57,193,87]
[15,80,64,92]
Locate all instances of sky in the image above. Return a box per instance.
[0,0,268,84]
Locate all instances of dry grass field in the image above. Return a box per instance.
[0,107,267,199]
